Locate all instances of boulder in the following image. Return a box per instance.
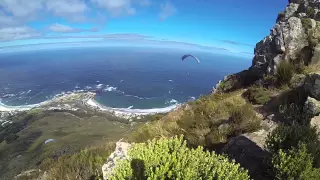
[310,115,320,133]
[102,141,132,180]
[222,129,271,180]
[303,96,320,116]
[289,74,307,88]
[222,119,277,179]
[304,73,320,100]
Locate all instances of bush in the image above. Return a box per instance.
[128,91,261,149]
[265,124,320,167]
[307,29,318,47]
[243,85,271,105]
[276,12,285,22]
[263,74,277,87]
[276,60,294,85]
[177,91,261,147]
[279,103,310,125]
[307,7,316,18]
[41,143,115,180]
[127,119,182,143]
[228,104,261,135]
[109,136,250,180]
[301,18,313,30]
[272,143,319,180]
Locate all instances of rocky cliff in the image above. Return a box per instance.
[216,0,320,92]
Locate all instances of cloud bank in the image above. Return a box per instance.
[0,0,157,41]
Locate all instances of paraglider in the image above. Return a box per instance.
[181,54,200,64]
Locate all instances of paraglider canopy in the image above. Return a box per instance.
[181,54,200,64]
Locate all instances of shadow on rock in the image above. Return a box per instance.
[222,135,272,180]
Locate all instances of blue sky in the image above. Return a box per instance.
[0,0,288,55]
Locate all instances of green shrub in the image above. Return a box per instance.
[127,119,182,143]
[265,124,320,167]
[279,103,310,125]
[301,18,313,30]
[263,74,277,87]
[177,91,261,147]
[276,60,294,85]
[272,143,318,180]
[307,7,316,18]
[42,143,115,180]
[228,104,261,135]
[109,136,250,180]
[307,29,318,47]
[276,12,285,22]
[243,85,271,105]
[217,80,233,92]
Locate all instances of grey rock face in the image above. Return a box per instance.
[273,24,286,53]
[253,17,308,74]
[215,1,320,93]
[283,17,309,61]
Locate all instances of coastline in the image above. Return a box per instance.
[86,98,179,119]
[0,91,180,119]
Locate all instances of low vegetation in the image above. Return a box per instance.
[307,7,316,18]
[276,60,294,85]
[41,142,115,180]
[272,143,320,180]
[110,136,250,180]
[265,102,320,179]
[0,109,45,144]
[276,12,285,22]
[243,85,271,105]
[129,91,261,150]
[301,18,313,30]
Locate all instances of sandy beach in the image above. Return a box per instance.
[0,92,179,119]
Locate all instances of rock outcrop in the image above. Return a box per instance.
[217,0,320,92]
[102,141,131,180]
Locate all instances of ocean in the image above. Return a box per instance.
[0,46,251,110]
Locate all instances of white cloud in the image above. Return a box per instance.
[48,23,100,33]
[49,23,77,33]
[91,0,136,16]
[159,1,176,20]
[0,12,20,28]
[45,0,88,21]
[0,0,151,41]
[0,26,40,41]
[0,0,43,17]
